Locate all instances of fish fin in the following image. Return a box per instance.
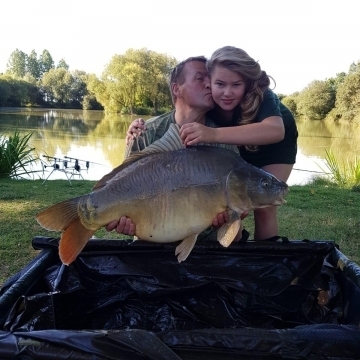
[225,169,249,213]
[36,197,82,231]
[59,218,95,265]
[93,124,184,190]
[175,234,198,262]
[217,210,242,247]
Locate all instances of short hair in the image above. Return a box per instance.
[169,56,207,104]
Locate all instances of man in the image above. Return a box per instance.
[106,56,244,237]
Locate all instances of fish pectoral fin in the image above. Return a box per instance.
[59,218,95,266]
[217,210,242,247]
[175,234,198,263]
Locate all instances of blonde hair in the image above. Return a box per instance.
[207,46,272,125]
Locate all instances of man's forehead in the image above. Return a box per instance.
[184,61,209,76]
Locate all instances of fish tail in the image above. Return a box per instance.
[36,196,83,231]
[59,217,95,265]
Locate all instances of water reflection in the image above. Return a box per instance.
[0,108,359,185]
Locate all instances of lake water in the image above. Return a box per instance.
[1,108,359,186]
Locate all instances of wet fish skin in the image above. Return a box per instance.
[36,125,288,265]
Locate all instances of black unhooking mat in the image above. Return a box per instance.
[0,236,360,359]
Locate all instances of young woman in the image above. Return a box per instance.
[180,46,298,240]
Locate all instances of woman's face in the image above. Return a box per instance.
[210,66,246,113]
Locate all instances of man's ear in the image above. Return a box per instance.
[172,83,181,98]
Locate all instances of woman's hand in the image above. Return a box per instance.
[126,118,147,145]
[180,123,216,146]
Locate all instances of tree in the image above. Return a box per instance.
[57,58,69,70]
[26,50,40,80]
[349,60,360,74]
[6,49,27,78]
[0,77,11,106]
[39,50,55,77]
[282,94,298,116]
[296,80,335,120]
[41,68,73,107]
[101,48,176,113]
[334,71,360,122]
[69,70,87,108]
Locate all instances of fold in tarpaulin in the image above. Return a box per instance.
[0,236,360,359]
[0,325,360,359]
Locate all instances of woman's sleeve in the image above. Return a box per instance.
[256,89,282,122]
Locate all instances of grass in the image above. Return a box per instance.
[0,177,360,287]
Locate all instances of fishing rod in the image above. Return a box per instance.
[293,168,331,175]
[64,156,107,167]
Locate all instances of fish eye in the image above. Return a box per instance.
[261,178,271,187]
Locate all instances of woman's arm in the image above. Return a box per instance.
[180,116,285,147]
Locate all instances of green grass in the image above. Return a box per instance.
[1,178,360,287]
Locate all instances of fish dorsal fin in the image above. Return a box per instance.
[93,123,184,190]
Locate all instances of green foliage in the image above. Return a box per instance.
[26,50,40,80]
[41,68,84,107]
[57,58,70,70]
[0,75,38,106]
[0,130,38,179]
[334,71,360,122]
[99,48,177,113]
[6,49,27,78]
[296,80,335,120]
[0,77,11,106]
[349,60,360,74]
[39,49,55,77]
[319,149,360,189]
[281,94,298,116]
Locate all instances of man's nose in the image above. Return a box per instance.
[204,77,211,88]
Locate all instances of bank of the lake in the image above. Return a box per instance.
[1,178,359,287]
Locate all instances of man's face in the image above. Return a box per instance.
[176,61,214,111]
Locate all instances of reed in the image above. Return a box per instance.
[0,129,38,179]
[321,149,360,189]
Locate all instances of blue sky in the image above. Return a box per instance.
[1,0,358,95]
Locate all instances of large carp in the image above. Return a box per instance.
[36,124,288,265]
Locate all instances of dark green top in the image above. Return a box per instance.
[209,89,298,168]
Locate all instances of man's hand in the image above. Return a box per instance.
[212,211,249,228]
[180,123,216,146]
[105,216,136,236]
[126,118,146,145]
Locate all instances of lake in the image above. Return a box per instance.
[1,108,359,186]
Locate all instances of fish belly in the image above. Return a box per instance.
[121,186,226,243]
[85,186,227,243]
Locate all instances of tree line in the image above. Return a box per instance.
[1,47,359,122]
[280,61,360,123]
[0,48,177,115]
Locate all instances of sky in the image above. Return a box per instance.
[1,0,359,95]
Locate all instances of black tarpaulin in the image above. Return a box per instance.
[0,236,360,359]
